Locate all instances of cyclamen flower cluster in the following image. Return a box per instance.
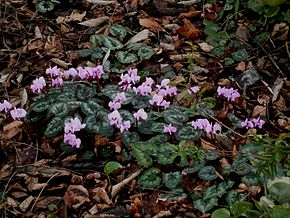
[217,86,240,101]
[118,68,140,90]
[133,77,154,96]
[241,117,265,129]
[0,100,27,120]
[149,94,170,109]
[108,92,127,111]
[108,110,131,133]
[64,117,86,148]
[191,118,221,134]
[30,65,104,94]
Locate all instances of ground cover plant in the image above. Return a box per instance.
[0,0,289,217]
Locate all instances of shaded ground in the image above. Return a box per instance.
[0,0,289,217]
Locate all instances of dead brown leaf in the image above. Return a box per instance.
[178,19,200,39]
[92,187,112,204]
[125,29,150,45]
[19,196,34,212]
[56,11,86,24]
[235,61,246,72]
[178,6,201,18]
[139,18,163,31]
[252,105,267,117]
[1,120,23,140]
[79,16,110,27]
[272,77,284,102]
[64,185,90,209]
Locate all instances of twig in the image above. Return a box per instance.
[111,168,143,198]
[255,40,285,77]
[30,172,59,212]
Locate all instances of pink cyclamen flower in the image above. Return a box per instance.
[191,118,221,134]
[127,68,140,83]
[252,117,265,129]
[52,77,63,87]
[91,65,104,79]
[108,110,123,126]
[114,92,127,103]
[217,86,240,101]
[64,117,86,133]
[163,123,177,135]
[30,76,46,93]
[149,94,164,106]
[78,67,89,80]
[133,85,152,96]
[118,68,140,90]
[118,120,131,133]
[10,108,27,120]
[46,66,61,77]
[156,79,170,90]
[133,109,148,121]
[64,133,81,148]
[188,86,201,94]
[63,68,78,79]
[241,117,265,129]
[0,100,12,113]
[108,101,121,111]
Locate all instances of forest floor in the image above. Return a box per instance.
[0,0,289,217]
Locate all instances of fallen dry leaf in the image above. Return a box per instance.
[1,120,23,140]
[50,58,71,69]
[252,105,267,117]
[198,42,213,52]
[87,0,117,5]
[92,187,112,204]
[125,29,150,45]
[178,19,200,39]
[56,11,86,24]
[139,18,163,31]
[79,16,110,27]
[19,196,34,212]
[272,77,284,102]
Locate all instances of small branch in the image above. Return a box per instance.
[111,168,143,198]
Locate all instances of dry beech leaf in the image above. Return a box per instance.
[178,6,201,18]
[93,187,112,204]
[50,58,71,69]
[235,61,246,72]
[19,196,34,212]
[87,0,117,5]
[198,42,213,52]
[1,120,23,140]
[125,29,150,45]
[56,11,86,24]
[178,19,200,39]
[79,16,110,27]
[139,18,163,31]
[252,105,267,117]
[272,77,284,102]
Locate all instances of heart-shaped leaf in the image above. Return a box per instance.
[121,131,140,147]
[49,102,70,117]
[175,125,202,141]
[131,141,158,167]
[138,167,161,189]
[45,117,64,137]
[193,198,218,213]
[32,101,50,112]
[156,143,177,165]
[163,108,188,125]
[104,161,123,175]
[109,24,130,39]
[76,84,96,100]
[116,51,138,64]
[211,208,231,218]
[163,171,182,190]
[198,166,217,180]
